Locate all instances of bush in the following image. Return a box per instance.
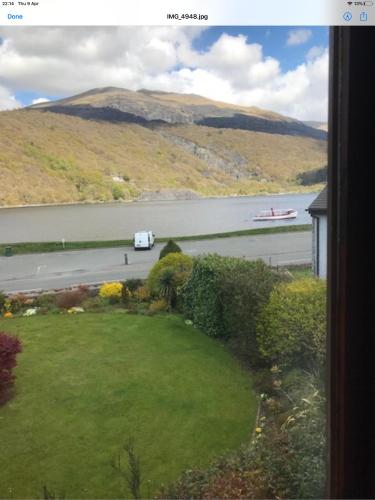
[9,293,29,313]
[112,185,124,200]
[99,282,123,303]
[125,279,144,293]
[159,239,182,260]
[81,296,105,311]
[182,254,229,338]
[0,332,22,405]
[183,255,286,345]
[34,293,56,309]
[120,282,130,304]
[56,289,87,310]
[219,260,287,365]
[282,374,326,499]
[149,298,168,313]
[0,291,7,312]
[133,286,151,302]
[257,278,326,370]
[148,253,192,297]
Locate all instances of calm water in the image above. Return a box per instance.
[0,193,316,243]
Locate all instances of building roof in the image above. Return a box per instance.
[307,186,327,214]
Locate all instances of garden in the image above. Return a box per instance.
[0,240,326,499]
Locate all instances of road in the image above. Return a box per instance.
[0,232,311,293]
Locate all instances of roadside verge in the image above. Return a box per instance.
[1,224,312,256]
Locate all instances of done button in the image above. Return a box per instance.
[8,13,24,20]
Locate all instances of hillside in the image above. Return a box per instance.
[0,88,327,206]
[303,120,328,132]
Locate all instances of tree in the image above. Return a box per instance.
[148,252,192,298]
[159,240,182,260]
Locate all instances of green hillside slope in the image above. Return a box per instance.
[0,89,327,206]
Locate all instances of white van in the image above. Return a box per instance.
[133,230,155,250]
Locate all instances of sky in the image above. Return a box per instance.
[0,26,329,121]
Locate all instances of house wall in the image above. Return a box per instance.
[311,214,327,278]
[318,214,327,278]
[312,216,318,275]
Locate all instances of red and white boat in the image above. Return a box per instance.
[253,208,298,221]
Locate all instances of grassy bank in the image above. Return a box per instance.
[1,224,312,256]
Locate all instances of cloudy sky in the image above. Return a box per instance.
[0,26,329,121]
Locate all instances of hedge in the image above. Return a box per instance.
[256,278,326,370]
[183,255,287,364]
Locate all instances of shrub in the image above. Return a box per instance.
[34,293,56,309]
[77,284,89,295]
[183,255,286,343]
[99,282,123,303]
[82,296,105,311]
[133,286,151,302]
[149,299,168,313]
[112,185,124,200]
[0,332,22,405]
[219,260,287,365]
[56,289,87,310]
[282,374,326,499]
[157,267,178,311]
[257,278,326,370]
[125,279,144,293]
[148,253,192,297]
[182,254,247,338]
[159,239,182,260]
[9,293,29,313]
[182,254,228,338]
[0,291,6,312]
[120,282,130,304]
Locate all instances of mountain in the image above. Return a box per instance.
[31,87,327,140]
[0,87,327,206]
[303,121,328,132]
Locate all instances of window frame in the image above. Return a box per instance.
[328,26,374,499]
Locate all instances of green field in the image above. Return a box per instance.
[0,313,256,499]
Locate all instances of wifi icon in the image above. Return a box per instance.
[348,1,353,4]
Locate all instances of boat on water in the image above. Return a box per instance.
[253,208,298,221]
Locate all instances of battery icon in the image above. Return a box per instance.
[364,1,373,5]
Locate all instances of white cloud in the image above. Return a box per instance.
[0,84,20,110]
[31,97,50,105]
[306,45,326,61]
[286,29,312,46]
[0,27,329,121]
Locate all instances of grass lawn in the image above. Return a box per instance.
[0,313,256,499]
[287,263,314,280]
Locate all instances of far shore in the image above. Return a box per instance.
[0,187,323,210]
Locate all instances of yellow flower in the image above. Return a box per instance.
[255,427,262,433]
[99,282,123,299]
[4,311,13,318]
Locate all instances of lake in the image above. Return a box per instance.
[0,193,316,243]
